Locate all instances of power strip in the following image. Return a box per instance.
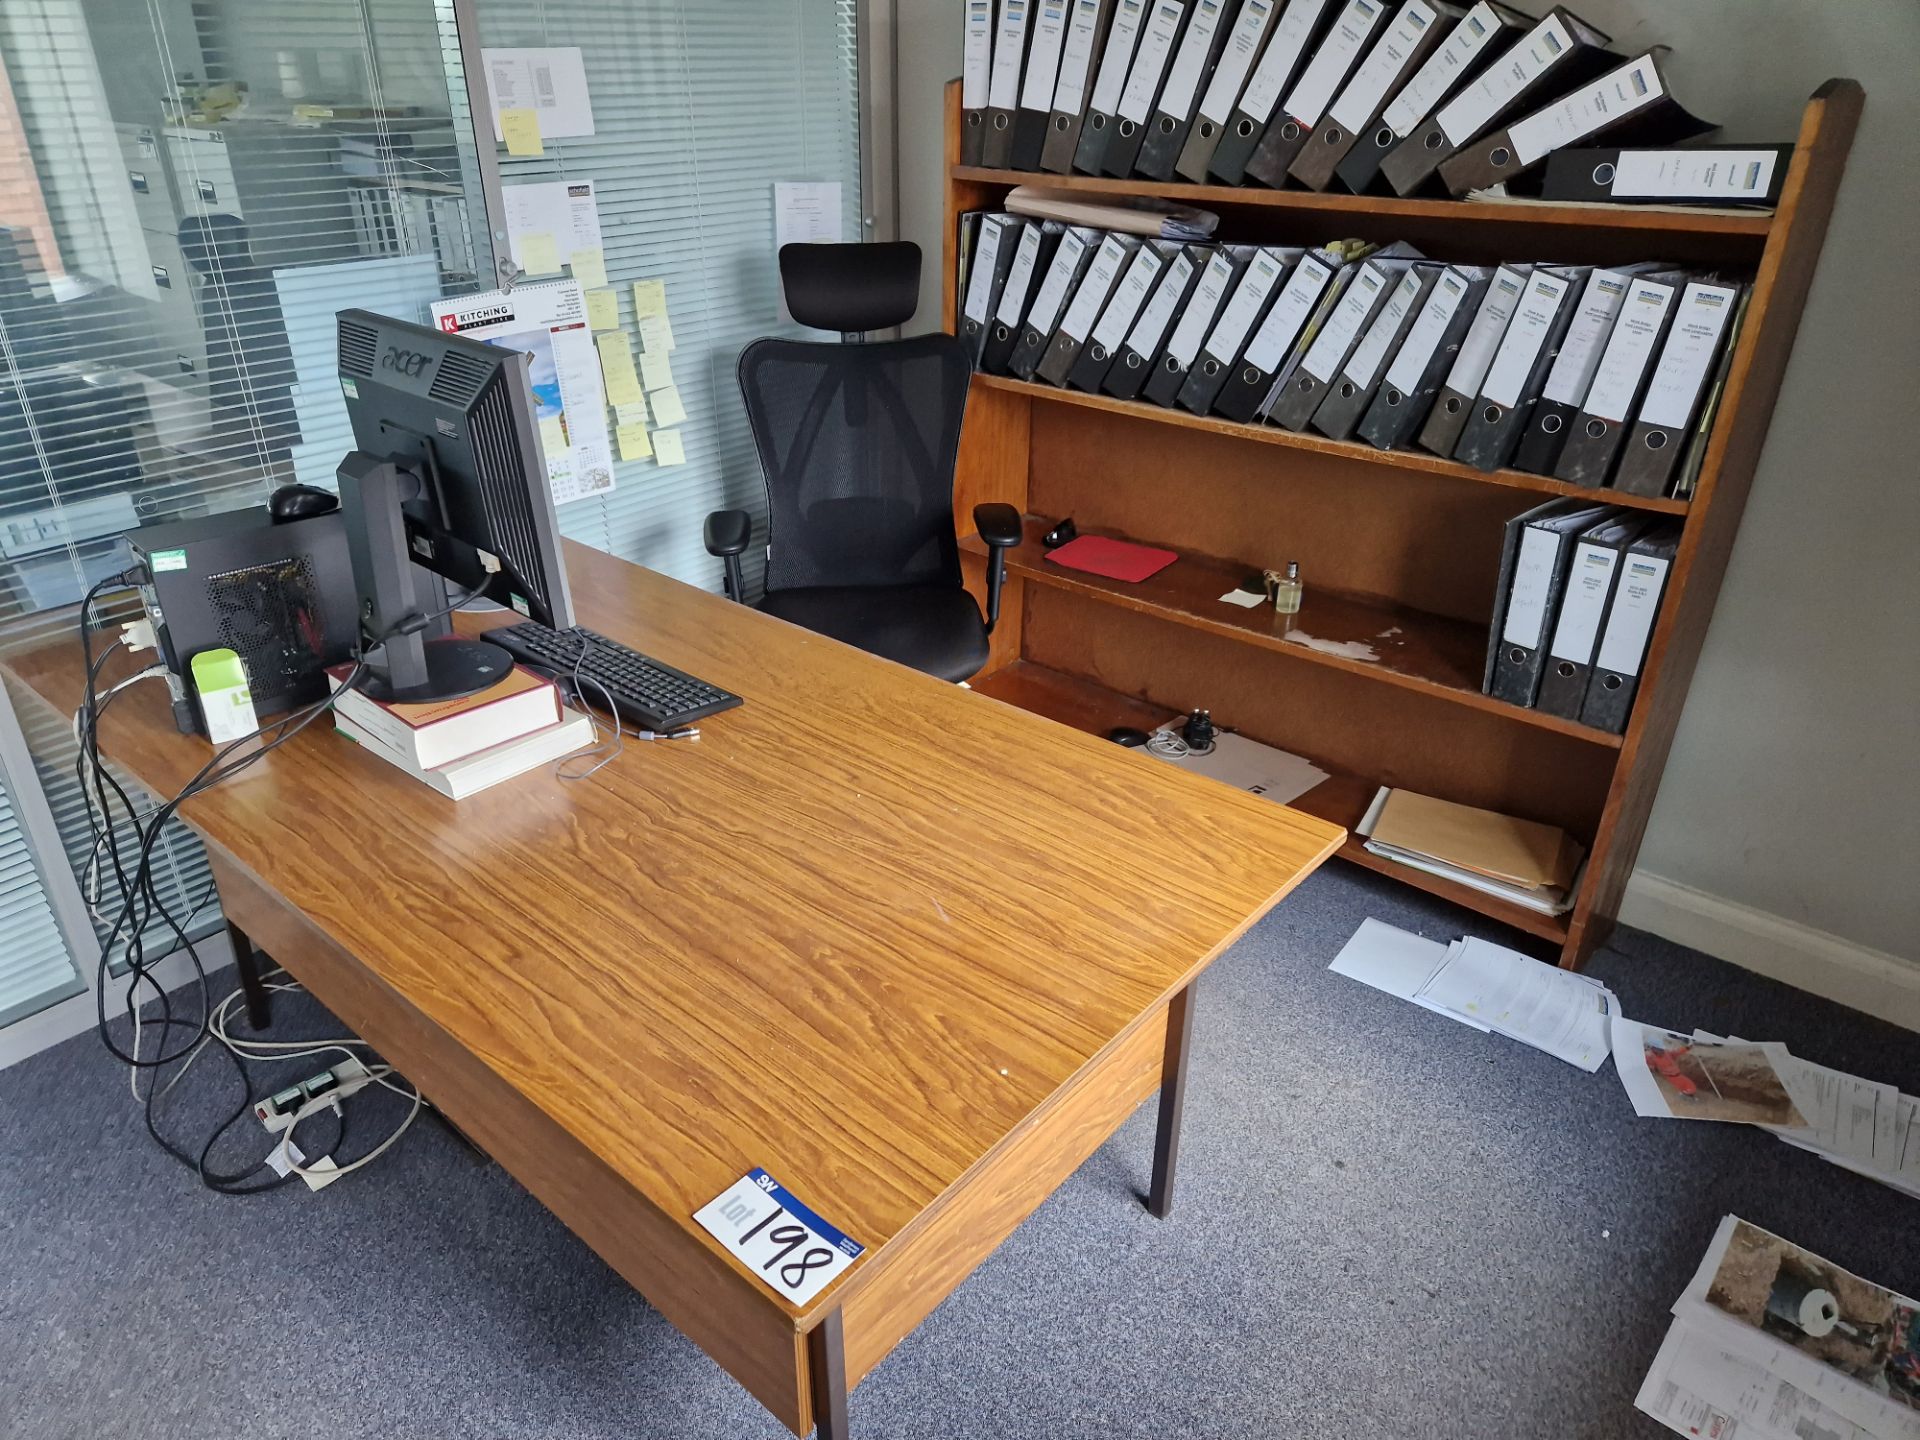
[255,1056,373,1133]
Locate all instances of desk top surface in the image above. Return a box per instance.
[6,541,1341,1316]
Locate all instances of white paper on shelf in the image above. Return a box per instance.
[963,0,995,109]
[1638,281,1739,429]
[1125,250,1197,355]
[1281,0,1384,126]
[1434,12,1574,149]
[1508,52,1665,167]
[1157,0,1232,123]
[1242,255,1331,370]
[1328,0,1437,134]
[1479,269,1572,408]
[1164,249,1238,366]
[995,223,1046,326]
[988,0,1035,110]
[1580,277,1679,422]
[1090,246,1167,351]
[1021,0,1074,111]
[1380,2,1505,138]
[1383,267,1470,396]
[1235,0,1332,122]
[1088,0,1151,115]
[1542,269,1633,405]
[1196,0,1278,126]
[1052,0,1111,114]
[1300,263,1386,382]
[1341,266,1424,388]
[1440,264,1528,395]
[1143,726,1327,805]
[1201,248,1287,360]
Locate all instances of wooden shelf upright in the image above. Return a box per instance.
[943,77,1863,967]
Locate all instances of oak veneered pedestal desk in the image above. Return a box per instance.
[5,540,1342,1436]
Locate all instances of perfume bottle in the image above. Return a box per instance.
[1269,560,1303,615]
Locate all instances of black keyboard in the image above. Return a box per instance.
[488,622,742,732]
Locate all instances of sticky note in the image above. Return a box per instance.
[616,421,652,461]
[570,246,607,290]
[499,108,543,156]
[615,403,649,427]
[637,312,675,354]
[640,351,675,392]
[537,414,567,456]
[586,288,619,331]
[632,278,668,318]
[518,231,560,275]
[596,332,644,407]
[648,385,687,427]
[653,429,686,466]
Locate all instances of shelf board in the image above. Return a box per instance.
[950,165,1776,240]
[964,516,1625,749]
[971,373,1692,516]
[969,660,1572,945]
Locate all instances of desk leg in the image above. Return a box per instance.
[1147,980,1196,1219]
[228,919,272,1032]
[807,1309,850,1440]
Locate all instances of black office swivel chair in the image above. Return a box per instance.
[704,241,1020,684]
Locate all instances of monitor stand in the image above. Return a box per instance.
[337,452,513,705]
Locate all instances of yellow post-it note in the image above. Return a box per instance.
[585,288,619,331]
[615,403,649,427]
[653,429,686,466]
[537,414,566,457]
[595,333,644,407]
[518,231,561,276]
[632,278,667,318]
[637,312,675,354]
[648,384,687,427]
[570,246,607,290]
[640,351,675,392]
[499,108,543,156]
[616,421,652,461]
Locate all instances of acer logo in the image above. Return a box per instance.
[382,346,434,377]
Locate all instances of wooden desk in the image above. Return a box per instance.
[5,541,1342,1436]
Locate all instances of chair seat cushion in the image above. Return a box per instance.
[758,585,989,683]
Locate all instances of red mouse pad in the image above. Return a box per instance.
[1045,534,1178,583]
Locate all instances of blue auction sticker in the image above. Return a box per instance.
[748,1168,865,1259]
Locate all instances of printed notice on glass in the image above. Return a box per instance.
[774,182,844,325]
[484,47,595,141]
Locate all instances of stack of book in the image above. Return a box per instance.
[328,664,595,799]
[955,215,1749,499]
[1356,785,1584,914]
[960,1,1784,206]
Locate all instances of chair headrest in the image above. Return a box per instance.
[779,242,920,333]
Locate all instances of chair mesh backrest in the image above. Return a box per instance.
[738,332,972,593]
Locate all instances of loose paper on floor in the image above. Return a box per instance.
[430,281,614,506]
[1612,1020,1811,1128]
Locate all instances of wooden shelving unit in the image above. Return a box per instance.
[944,78,1862,968]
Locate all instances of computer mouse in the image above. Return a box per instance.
[269,484,341,523]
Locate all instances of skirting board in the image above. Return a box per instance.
[1622,871,1920,1035]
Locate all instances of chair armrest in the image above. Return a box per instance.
[972,503,1023,549]
[704,509,753,557]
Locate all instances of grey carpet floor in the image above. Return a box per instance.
[2,862,1914,1440]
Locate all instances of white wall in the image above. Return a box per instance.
[892,1,1920,991]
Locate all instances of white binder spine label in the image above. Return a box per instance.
[1244,256,1331,370]
[1091,247,1166,350]
[1502,525,1561,649]
[1479,270,1571,409]
[1119,0,1188,124]
[963,0,996,109]
[1542,269,1631,405]
[1126,251,1197,354]
[963,218,1007,324]
[1639,282,1736,428]
[1594,553,1669,675]
[995,224,1046,326]
[1385,267,1469,395]
[1158,0,1229,123]
[1090,0,1149,114]
[1442,264,1527,395]
[1021,1,1074,111]
[1053,0,1110,113]
[1282,0,1382,127]
[1548,541,1620,662]
[1380,2,1501,138]
[989,0,1035,110]
[1236,0,1331,122]
[1435,12,1573,148]
[1612,147,1779,200]
[1197,0,1277,124]
[1027,230,1091,333]
[1582,279,1677,422]
[1203,250,1286,360]
[1301,262,1386,383]
[1341,266,1424,388]
[1058,236,1130,341]
[1508,53,1665,167]
[1165,250,1237,366]
[1329,0,1435,135]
